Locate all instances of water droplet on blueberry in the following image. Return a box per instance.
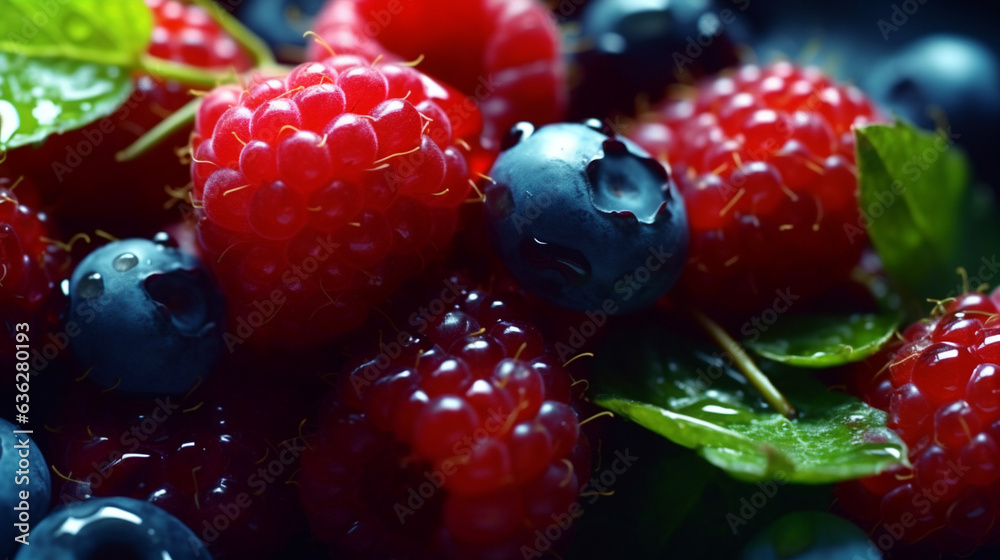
[78,272,104,299]
[67,238,225,394]
[501,121,535,151]
[112,252,139,272]
[152,231,178,248]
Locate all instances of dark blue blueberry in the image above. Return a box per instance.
[67,234,225,394]
[1,418,50,559]
[484,121,688,314]
[740,511,879,560]
[233,0,325,59]
[865,34,1000,185]
[14,496,210,560]
[566,0,747,120]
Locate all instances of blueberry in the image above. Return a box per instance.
[484,122,688,314]
[1,418,50,559]
[67,235,225,394]
[865,34,1000,185]
[740,511,879,560]
[14,496,210,560]
[567,0,746,119]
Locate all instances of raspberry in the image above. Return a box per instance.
[838,291,1000,554]
[142,0,256,116]
[629,62,882,312]
[191,56,475,347]
[309,0,566,152]
[0,185,69,361]
[298,275,588,559]
[0,0,253,232]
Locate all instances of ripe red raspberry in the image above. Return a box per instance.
[191,55,476,347]
[0,0,253,231]
[629,62,882,312]
[298,276,588,559]
[838,291,1000,555]
[309,0,566,154]
[143,0,255,115]
[0,184,69,360]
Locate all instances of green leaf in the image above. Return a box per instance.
[0,0,152,149]
[856,121,1000,309]
[746,312,899,368]
[591,326,907,484]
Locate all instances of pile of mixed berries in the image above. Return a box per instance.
[2,0,1000,559]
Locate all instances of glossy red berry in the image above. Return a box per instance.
[840,290,1000,554]
[191,56,476,347]
[629,62,883,312]
[309,0,565,154]
[299,277,588,559]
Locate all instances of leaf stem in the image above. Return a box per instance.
[188,0,276,68]
[688,306,797,419]
[138,55,236,89]
[116,97,200,162]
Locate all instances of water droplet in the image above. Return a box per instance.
[520,237,591,287]
[501,122,534,151]
[0,100,20,144]
[78,273,104,299]
[112,253,138,272]
[152,231,177,248]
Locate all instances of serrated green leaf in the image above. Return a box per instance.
[746,312,899,368]
[0,0,152,149]
[856,122,1000,309]
[591,326,907,483]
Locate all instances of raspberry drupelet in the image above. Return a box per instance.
[299,274,589,559]
[190,55,478,347]
[629,61,882,313]
[839,290,1000,555]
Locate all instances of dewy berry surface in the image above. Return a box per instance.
[840,291,1000,554]
[191,55,476,347]
[629,62,881,313]
[299,274,587,559]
